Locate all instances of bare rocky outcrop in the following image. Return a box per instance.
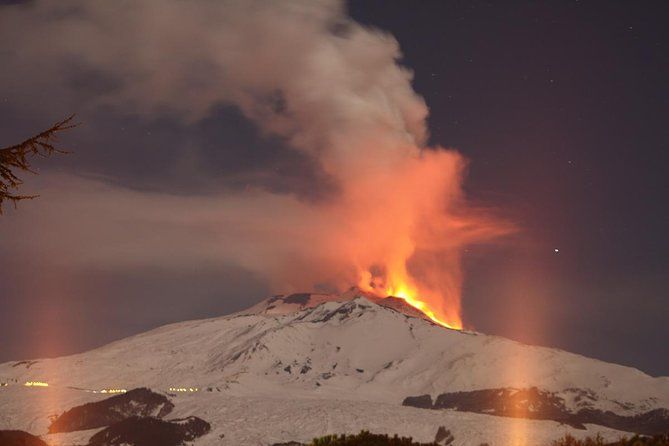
[48,388,174,433]
[402,387,669,435]
[0,430,48,446]
[403,394,433,409]
[87,416,210,446]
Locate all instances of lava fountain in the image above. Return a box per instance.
[327,147,511,330]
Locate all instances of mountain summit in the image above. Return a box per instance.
[243,288,438,323]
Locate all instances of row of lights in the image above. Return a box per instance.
[22,382,126,394]
[95,388,127,394]
[6,381,198,394]
[168,387,199,392]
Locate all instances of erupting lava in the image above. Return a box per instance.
[358,267,463,330]
[338,149,511,332]
[377,283,462,330]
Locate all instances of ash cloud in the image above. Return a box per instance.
[0,0,511,329]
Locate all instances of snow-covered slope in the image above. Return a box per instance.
[1,291,668,445]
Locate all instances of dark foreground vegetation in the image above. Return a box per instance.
[308,430,441,445]
[1,428,668,446]
[271,431,669,446]
[0,430,48,446]
[552,434,669,446]
[0,115,74,213]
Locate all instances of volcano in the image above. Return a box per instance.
[1,291,668,445]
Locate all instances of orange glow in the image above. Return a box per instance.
[359,270,463,329]
[388,292,461,330]
[338,149,512,331]
[226,144,513,330]
[385,288,462,330]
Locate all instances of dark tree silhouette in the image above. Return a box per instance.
[552,433,669,446]
[0,115,76,213]
[309,430,440,446]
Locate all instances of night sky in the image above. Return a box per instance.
[1,1,667,375]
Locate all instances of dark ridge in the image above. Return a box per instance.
[11,360,38,369]
[87,416,210,446]
[48,388,174,433]
[315,302,357,323]
[283,293,312,305]
[267,295,284,304]
[402,387,669,435]
[402,394,433,409]
[0,430,48,446]
[577,408,669,437]
[433,387,569,422]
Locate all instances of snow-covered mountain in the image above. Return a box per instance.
[1,291,668,445]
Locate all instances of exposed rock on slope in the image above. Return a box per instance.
[87,416,210,446]
[244,289,434,323]
[0,430,48,446]
[402,388,669,435]
[48,388,174,433]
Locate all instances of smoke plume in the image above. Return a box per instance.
[0,0,511,327]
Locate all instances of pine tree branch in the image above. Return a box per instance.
[0,115,77,214]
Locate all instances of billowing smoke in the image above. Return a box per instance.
[0,0,511,327]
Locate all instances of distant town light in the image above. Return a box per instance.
[169,387,199,392]
[98,389,127,394]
